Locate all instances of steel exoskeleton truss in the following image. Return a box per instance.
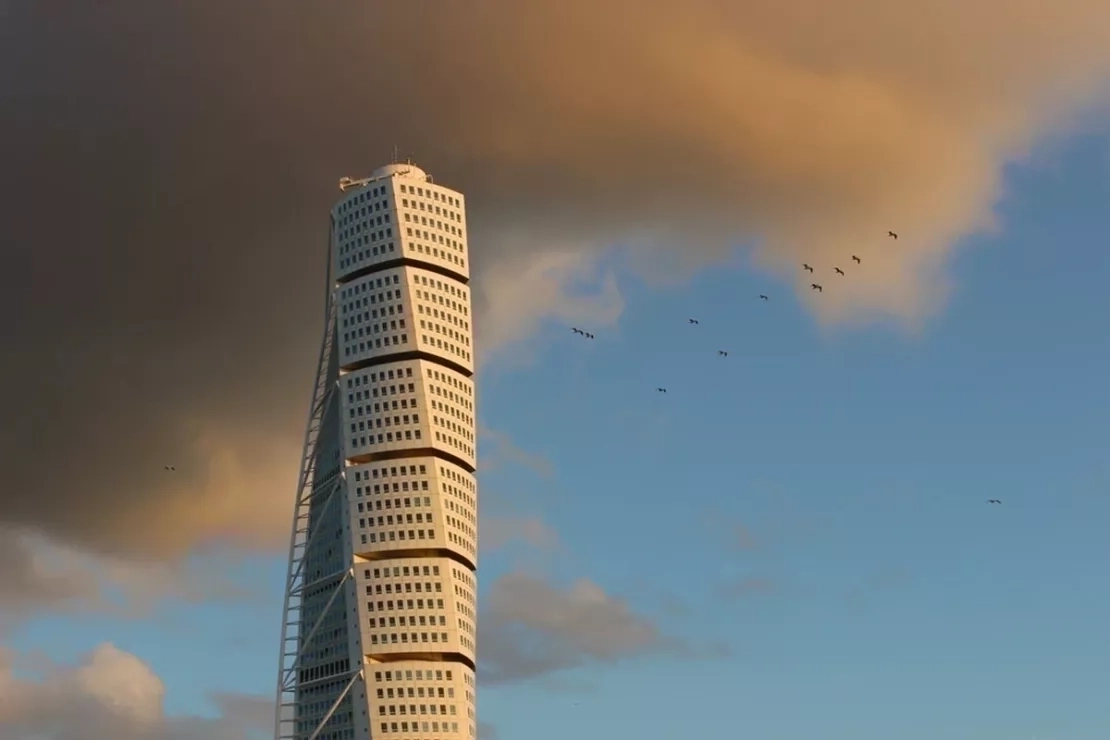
[274,220,362,740]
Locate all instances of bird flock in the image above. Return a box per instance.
[165,232,1000,506]
[571,230,896,371]
[570,230,1000,507]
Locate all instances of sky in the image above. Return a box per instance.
[1,1,1110,739]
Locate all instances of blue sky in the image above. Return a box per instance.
[7,134,1110,740]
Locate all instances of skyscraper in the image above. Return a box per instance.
[276,163,478,740]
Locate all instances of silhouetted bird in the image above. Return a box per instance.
[657,387,667,393]
[571,327,583,335]
[688,318,699,325]
[852,255,861,264]
[834,267,845,276]
[888,231,898,239]
[759,294,769,301]
[811,283,823,292]
[164,466,176,471]
[803,263,814,273]
[718,350,728,357]
[987,499,1002,504]
[585,332,594,339]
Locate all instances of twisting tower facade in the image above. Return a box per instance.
[276,163,478,740]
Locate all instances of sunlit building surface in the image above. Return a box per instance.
[276,163,478,740]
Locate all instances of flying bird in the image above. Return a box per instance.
[585,332,594,339]
[164,466,176,471]
[759,294,769,301]
[718,350,728,357]
[811,283,823,292]
[802,263,814,273]
[571,327,583,335]
[888,231,898,239]
[852,255,861,264]
[834,267,845,276]
[656,387,667,393]
[987,499,1002,504]
[688,318,699,325]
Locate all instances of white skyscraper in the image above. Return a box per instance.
[276,163,478,740]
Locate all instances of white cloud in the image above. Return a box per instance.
[0,527,257,633]
[474,247,624,366]
[478,572,683,683]
[0,643,271,740]
[480,516,560,552]
[478,425,555,478]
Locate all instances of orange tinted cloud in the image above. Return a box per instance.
[1,0,1108,566]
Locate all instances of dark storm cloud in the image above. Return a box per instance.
[2,0,1110,565]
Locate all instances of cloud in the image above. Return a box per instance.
[0,528,259,633]
[0,643,271,740]
[718,576,778,600]
[3,0,1110,566]
[478,426,555,478]
[480,516,560,552]
[478,572,685,683]
[477,721,501,740]
[730,523,762,552]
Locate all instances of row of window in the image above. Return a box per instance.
[339,231,396,270]
[345,318,406,344]
[405,224,464,258]
[378,703,457,717]
[434,429,474,459]
[343,331,408,358]
[337,183,390,214]
[403,211,463,238]
[369,631,451,646]
[368,598,444,613]
[349,428,417,449]
[350,421,420,439]
[398,182,461,209]
[444,499,474,525]
[341,293,403,330]
[356,517,432,542]
[352,461,425,480]
[377,685,455,699]
[359,523,472,552]
[448,531,475,556]
[359,526,434,541]
[451,568,476,596]
[350,400,419,419]
[428,369,472,401]
[373,668,456,682]
[419,319,470,348]
[418,304,469,334]
[421,334,471,363]
[445,514,474,540]
[350,413,419,435]
[342,273,402,302]
[356,494,431,512]
[365,564,440,579]
[378,720,460,735]
[405,239,466,269]
[365,578,441,596]
[339,210,390,246]
[370,615,445,628]
[413,278,468,313]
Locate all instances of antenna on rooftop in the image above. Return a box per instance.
[391,143,399,164]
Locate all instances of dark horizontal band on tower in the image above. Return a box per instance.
[341,350,473,380]
[347,446,475,475]
[356,546,476,573]
[365,651,476,673]
[336,257,469,286]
